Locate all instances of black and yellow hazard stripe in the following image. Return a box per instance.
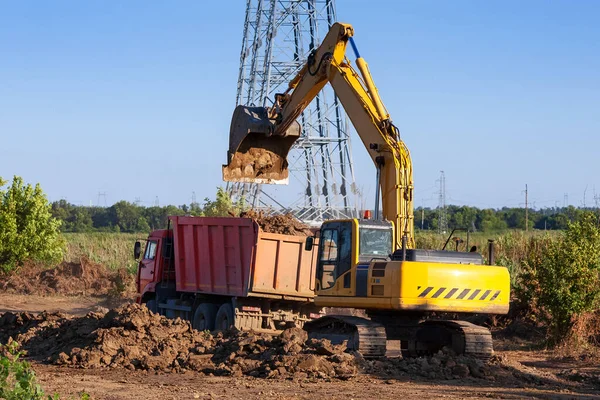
[417,286,501,301]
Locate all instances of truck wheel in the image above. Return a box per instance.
[193,303,217,331]
[145,299,157,314]
[215,303,234,331]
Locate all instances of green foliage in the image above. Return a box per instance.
[415,204,586,233]
[0,340,46,400]
[0,340,90,400]
[0,176,65,273]
[202,187,246,217]
[0,340,90,399]
[517,212,600,343]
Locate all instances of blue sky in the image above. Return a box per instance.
[1,1,598,210]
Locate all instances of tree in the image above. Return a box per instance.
[0,176,65,272]
[202,187,246,217]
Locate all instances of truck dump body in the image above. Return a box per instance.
[171,216,316,301]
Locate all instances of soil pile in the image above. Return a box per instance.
[1,305,558,385]
[364,348,494,380]
[240,210,312,236]
[0,304,357,380]
[0,258,134,297]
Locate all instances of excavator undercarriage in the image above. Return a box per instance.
[304,314,494,360]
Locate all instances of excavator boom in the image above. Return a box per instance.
[223,22,414,248]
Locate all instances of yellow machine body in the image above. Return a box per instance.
[313,219,509,314]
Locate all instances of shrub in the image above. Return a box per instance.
[518,212,600,343]
[0,176,65,273]
[0,340,89,400]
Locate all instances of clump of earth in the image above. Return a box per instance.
[240,209,313,236]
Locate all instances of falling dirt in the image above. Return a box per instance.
[241,209,313,236]
[0,257,134,297]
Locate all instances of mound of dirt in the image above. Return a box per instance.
[240,210,313,236]
[0,304,357,380]
[0,258,134,297]
[3,305,562,386]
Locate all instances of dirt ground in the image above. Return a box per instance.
[1,296,599,400]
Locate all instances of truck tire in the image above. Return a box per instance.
[193,303,217,331]
[215,303,234,331]
[145,299,157,314]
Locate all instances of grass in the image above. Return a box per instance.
[60,229,558,277]
[62,232,140,274]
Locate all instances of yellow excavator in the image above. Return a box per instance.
[223,22,510,359]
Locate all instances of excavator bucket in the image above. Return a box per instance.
[222,105,301,184]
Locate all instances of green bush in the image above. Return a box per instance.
[0,340,89,400]
[0,340,47,399]
[0,176,65,273]
[518,212,600,343]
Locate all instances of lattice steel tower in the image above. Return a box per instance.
[228,0,359,224]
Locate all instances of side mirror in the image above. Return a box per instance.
[134,241,142,260]
[305,236,314,251]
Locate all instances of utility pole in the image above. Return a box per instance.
[97,192,107,207]
[437,171,447,234]
[421,205,425,230]
[524,184,528,232]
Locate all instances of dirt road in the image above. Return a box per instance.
[3,295,600,400]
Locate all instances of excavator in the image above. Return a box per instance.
[222,22,510,359]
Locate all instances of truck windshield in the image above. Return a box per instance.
[359,228,392,257]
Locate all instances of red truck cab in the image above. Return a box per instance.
[135,229,172,306]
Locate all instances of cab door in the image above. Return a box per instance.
[138,239,159,292]
[316,221,353,295]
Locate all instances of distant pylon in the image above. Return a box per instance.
[437,171,447,234]
[97,192,107,207]
[227,0,359,224]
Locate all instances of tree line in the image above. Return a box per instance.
[415,204,591,232]
[51,188,244,233]
[50,190,594,233]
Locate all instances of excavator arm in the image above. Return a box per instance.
[223,22,414,249]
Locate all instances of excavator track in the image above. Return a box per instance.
[303,315,387,359]
[403,320,493,361]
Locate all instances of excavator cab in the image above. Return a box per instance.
[222,105,301,184]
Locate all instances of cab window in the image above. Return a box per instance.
[144,241,158,260]
[359,228,392,257]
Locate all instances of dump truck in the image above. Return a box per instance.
[134,216,321,331]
